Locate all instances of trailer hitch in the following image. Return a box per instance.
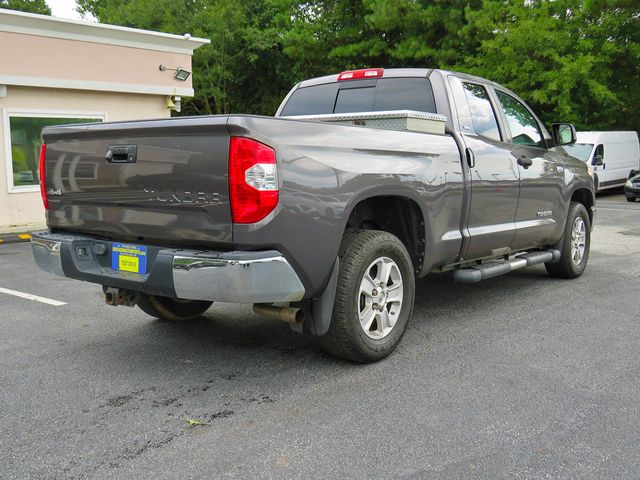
[103,286,138,307]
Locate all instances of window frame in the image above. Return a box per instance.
[3,108,106,193]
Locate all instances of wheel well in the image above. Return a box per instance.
[571,188,594,224]
[345,196,425,273]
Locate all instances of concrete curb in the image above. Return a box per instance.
[0,232,33,245]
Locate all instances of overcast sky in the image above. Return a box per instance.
[46,0,95,21]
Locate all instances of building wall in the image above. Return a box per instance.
[0,85,169,229]
[0,31,194,96]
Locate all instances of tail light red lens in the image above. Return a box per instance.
[39,143,49,210]
[229,137,278,223]
[338,68,384,81]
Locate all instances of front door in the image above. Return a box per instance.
[492,89,566,250]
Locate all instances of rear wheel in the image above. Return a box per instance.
[137,294,212,321]
[545,202,591,278]
[319,230,415,363]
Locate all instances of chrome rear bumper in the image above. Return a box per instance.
[31,231,305,303]
[172,252,305,303]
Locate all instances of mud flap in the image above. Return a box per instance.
[303,258,339,336]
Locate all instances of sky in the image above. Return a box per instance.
[45,0,95,21]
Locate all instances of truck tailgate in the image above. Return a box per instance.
[42,116,232,248]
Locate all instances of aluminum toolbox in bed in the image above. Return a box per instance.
[284,110,447,135]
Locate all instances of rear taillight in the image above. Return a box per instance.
[39,143,48,210]
[338,68,384,81]
[229,137,278,223]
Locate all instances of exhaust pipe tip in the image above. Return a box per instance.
[253,304,304,325]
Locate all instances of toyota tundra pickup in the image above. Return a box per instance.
[32,68,595,362]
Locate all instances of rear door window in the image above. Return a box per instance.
[461,82,501,141]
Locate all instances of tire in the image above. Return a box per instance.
[545,202,591,279]
[319,229,415,363]
[137,294,212,321]
[626,196,636,203]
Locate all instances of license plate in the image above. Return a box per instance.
[112,243,147,274]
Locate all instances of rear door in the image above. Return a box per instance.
[450,77,520,259]
[491,89,566,250]
[43,117,233,248]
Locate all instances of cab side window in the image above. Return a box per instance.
[462,82,501,142]
[495,90,544,148]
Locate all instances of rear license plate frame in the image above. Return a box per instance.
[111,243,147,274]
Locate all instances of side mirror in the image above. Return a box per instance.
[552,123,577,146]
[592,154,604,166]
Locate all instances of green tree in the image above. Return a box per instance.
[77,0,639,130]
[464,0,639,130]
[77,0,295,116]
[0,0,51,14]
[284,0,484,77]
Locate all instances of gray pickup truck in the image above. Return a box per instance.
[32,68,595,362]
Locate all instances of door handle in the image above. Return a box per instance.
[106,145,137,163]
[466,148,475,168]
[517,154,533,168]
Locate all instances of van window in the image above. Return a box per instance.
[563,143,594,162]
[280,78,436,116]
[593,144,605,165]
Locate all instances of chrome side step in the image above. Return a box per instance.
[453,250,561,283]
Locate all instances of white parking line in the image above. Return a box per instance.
[0,287,67,306]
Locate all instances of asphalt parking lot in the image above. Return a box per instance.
[1,196,639,480]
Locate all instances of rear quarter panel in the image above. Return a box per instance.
[227,115,465,298]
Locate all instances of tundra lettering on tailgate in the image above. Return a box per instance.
[143,188,221,205]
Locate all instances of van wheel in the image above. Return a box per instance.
[545,202,591,278]
[319,230,415,363]
[137,294,212,321]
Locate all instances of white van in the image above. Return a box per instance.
[564,131,640,191]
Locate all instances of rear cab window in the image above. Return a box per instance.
[280,77,437,117]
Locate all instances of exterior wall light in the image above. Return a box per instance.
[159,64,191,81]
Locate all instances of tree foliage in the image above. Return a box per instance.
[0,0,50,14]
[69,1,640,130]
[464,0,639,129]
[77,0,296,115]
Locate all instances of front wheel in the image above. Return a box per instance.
[319,230,415,363]
[545,202,591,278]
[137,294,212,321]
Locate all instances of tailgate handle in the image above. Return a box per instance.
[106,145,137,163]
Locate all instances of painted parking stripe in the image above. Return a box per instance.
[0,287,67,306]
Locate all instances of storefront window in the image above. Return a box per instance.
[8,115,102,189]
